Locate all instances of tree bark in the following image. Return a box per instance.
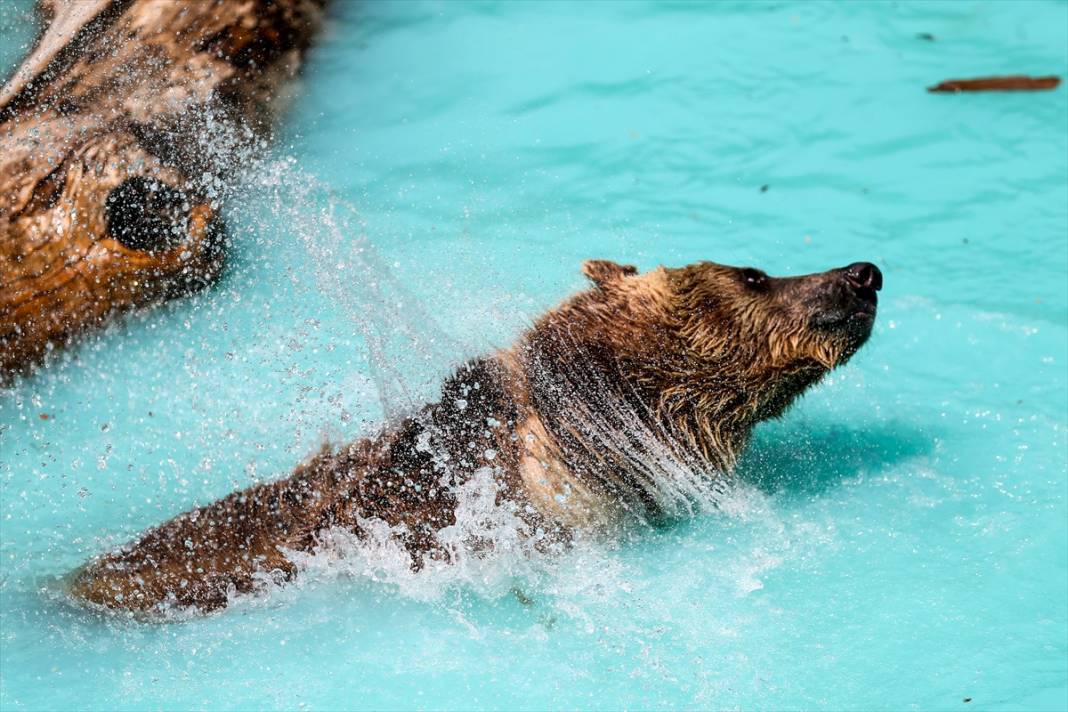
[0,0,325,380]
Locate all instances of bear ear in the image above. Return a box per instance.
[582,259,638,288]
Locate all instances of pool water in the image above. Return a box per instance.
[2,1,1066,709]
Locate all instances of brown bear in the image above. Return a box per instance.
[69,257,882,613]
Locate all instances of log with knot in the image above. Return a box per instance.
[0,0,326,381]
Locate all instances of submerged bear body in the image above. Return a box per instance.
[71,258,882,613]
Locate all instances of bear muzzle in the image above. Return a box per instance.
[807,262,883,333]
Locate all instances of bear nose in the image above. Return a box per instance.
[843,262,882,291]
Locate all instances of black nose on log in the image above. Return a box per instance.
[104,176,189,252]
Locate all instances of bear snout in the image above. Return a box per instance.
[840,261,882,321]
[843,262,883,292]
[804,263,883,330]
[842,262,882,313]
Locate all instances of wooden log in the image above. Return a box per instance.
[0,0,325,380]
[927,75,1061,93]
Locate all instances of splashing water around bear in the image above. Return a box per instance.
[192,161,772,607]
[66,146,877,616]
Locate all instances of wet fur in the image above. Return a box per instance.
[70,259,876,613]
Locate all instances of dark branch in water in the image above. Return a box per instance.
[0,0,326,381]
[927,76,1061,93]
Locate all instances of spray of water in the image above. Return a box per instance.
[93,121,798,610]
[242,158,463,423]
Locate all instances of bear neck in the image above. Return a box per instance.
[510,306,742,520]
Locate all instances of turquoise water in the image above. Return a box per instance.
[2,0,1067,709]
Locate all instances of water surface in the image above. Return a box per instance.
[2,1,1066,710]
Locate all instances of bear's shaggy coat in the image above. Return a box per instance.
[70,258,881,613]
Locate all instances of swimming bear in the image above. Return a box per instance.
[70,258,882,613]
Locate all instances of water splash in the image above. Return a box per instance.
[239,158,465,424]
[201,155,775,607]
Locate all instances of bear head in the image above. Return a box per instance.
[520,257,882,473]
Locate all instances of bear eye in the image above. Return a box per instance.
[740,268,768,290]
